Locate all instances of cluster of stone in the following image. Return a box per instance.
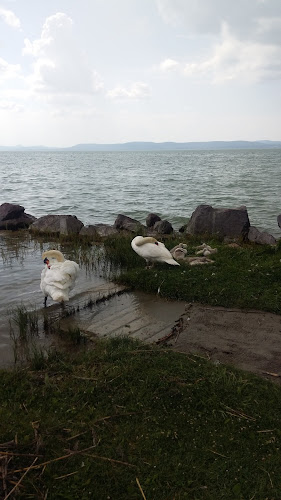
[0,202,279,245]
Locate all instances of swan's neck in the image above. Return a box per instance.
[135,237,158,246]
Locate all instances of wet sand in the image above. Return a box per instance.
[170,302,281,383]
[59,287,281,384]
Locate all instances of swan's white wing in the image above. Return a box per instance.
[40,260,79,301]
[62,260,80,279]
[134,241,178,264]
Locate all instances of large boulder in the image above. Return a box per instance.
[30,214,84,235]
[80,224,119,238]
[114,214,146,233]
[186,204,250,240]
[248,226,276,245]
[0,202,36,230]
[153,219,174,234]
[146,213,161,228]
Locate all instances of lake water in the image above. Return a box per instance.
[1,149,281,235]
[0,231,109,368]
[0,149,281,367]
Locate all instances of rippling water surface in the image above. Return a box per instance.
[1,149,281,235]
[1,149,281,367]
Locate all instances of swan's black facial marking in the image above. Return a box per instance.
[44,257,51,269]
[155,242,159,245]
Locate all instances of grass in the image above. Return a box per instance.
[2,233,281,498]
[103,235,281,314]
[8,303,89,369]
[1,337,281,499]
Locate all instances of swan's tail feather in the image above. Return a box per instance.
[51,291,69,302]
[164,258,180,266]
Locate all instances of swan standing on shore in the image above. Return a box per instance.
[40,250,79,306]
[131,236,180,267]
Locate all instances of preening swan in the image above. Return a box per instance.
[40,250,79,306]
[131,236,180,267]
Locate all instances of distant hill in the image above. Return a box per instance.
[66,141,281,151]
[1,140,281,152]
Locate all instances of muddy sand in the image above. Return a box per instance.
[171,302,281,384]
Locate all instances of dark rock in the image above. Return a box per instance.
[186,204,250,240]
[0,202,36,230]
[80,224,119,238]
[114,214,146,233]
[0,203,24,220]
[146,213,161,228]
[278,214,281,229]
[79,225,99,237]
[248,226,276,245]
[153,219,174,234]
[30,214,84,235]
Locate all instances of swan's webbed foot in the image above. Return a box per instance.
[145,260,154,269]
[44,296,47,308]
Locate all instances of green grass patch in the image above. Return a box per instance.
[1,337,281,499]
[103,235,281,314]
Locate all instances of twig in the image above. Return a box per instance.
[13,445,98,473]
[206,449,229,458]
[82,453,136,468]
[4,457,38,500]
[262,371,281,378]
[66,431,88,441]
[13,445,136,474]
[0,441,17,449]
[72,376,98,381]
[257,429,274,433]
[55,470,78,480]
[222,405,256,421]
[0,451,43,457]
[156,317,184,345]
[136,477,147,500]
[93,412,140,425]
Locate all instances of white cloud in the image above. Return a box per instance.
[0,99,23,112]
[155,0,281,40]
[107,82,151,99]
[23,12,104,97]
[157,6,281,84]
[159,58,179,71]
[182,24,281,83]
[0,57,21,82]
[0,6,20,28]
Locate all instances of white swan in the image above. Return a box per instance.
[40,250,79,306]
[131,236,180,267]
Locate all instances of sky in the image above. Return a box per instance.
[1,0,281,147]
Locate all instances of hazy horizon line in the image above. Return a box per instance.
[1,139,281,151]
